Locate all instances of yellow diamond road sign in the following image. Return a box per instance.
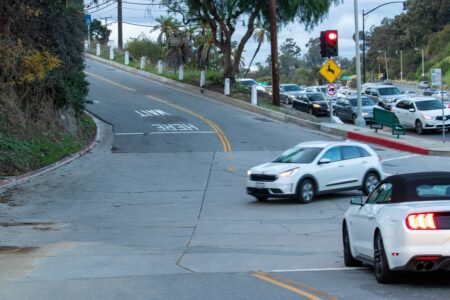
[320,58,342,83]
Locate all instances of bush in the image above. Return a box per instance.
[126,36,165,64]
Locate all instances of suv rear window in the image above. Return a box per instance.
[378,87,401,96]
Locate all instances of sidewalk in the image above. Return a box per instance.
[320,122,450,156]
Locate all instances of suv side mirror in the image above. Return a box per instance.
[318,158,331,165]
[350,196,364,206]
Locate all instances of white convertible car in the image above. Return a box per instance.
[342,172,450,283]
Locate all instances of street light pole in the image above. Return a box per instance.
[421,49,425,79]
[361,1,405,84]
[354,0,365,128]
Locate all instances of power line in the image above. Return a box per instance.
[87,1,117,14]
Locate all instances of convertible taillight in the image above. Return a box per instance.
[406,213,437,230]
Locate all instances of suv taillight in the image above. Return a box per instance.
[406,213,437,230]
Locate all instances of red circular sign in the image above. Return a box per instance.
[326,84,337,96]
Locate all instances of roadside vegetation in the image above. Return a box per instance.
[0,1,95,176]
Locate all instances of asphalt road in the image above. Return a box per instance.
[1,58,450,300]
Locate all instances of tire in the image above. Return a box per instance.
[255,196,268,202]
[415,120,424,135]
[343,223,362,267]
[352,113,357,125]
[362,172,379,196]
[374,232,396,283]
[296,179,315,204]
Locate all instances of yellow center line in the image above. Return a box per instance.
[252,271,335,300]
[145,94,232,153]
[85,71,136,92]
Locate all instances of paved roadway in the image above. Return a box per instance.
[1,58,450,299]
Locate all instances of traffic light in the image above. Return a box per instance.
[320,30,339,58]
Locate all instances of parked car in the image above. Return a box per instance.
[418,81,430,89]
[280,84,303,104]
[430,90,449,101]
[423,88,437,96]
[391,96,450,134]
[338,86,352,95]
[305,85,327,94]
[343,172,450,283]
[236,78,265,92]
[333,96,376,124]
[292,92,329,116]
[364,85,407,110]
[246,141,383,203]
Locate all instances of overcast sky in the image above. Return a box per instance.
[86,0,405,66]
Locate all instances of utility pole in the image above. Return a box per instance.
[118,0,123,50]
[102,16,112,43]
[268,0,280,106]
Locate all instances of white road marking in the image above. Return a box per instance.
[115,131,215,136]
[267,267,369,273]
[382,154,420,162]
[136,109,171,117]
[152,123,199,131]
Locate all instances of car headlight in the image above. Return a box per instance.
[362,112,368,117]
[312,104,321,108]
[247,170,252,176]
[279,167,299,177]
[422,114,433,120]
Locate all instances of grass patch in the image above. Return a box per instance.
[0,113,96,177]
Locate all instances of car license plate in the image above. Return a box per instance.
[256,182,265,189]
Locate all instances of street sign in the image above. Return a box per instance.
[326,84,337,96]
[431,68,442,86]
[85,14,91,26]
[319,58,342,83]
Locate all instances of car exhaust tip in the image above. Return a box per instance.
[416,262,424,271]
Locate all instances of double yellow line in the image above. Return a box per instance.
[252,272,337,300]
[145,94,232,152]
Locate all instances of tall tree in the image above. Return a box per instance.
[151,16,181,45]
[86,19,111,44]
[244,25,269,78]
[157,0,341,80]
[279,38,302,76]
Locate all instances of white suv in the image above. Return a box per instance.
[246,141,384,203]
[392,97,450,134]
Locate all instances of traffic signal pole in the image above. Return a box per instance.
[118,0,123,50]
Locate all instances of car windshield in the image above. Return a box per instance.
[349,98,374,107]
[378,87,401,96]
[273,147,322,164]
[320,87,327,93]
[415,100,444,111]
[307,93,325,101]
[283,85,301,92]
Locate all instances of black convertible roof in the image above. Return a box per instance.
[384,172,450,203]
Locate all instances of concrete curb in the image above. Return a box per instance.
[0,112,100,190]
[85,53,450,157]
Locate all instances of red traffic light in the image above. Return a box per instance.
[327,32,337,41]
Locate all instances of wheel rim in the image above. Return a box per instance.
[302,182,314,201]
[365,174,379,193]
[374,235,383,277]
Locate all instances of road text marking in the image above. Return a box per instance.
[136,109,171,117]
[152,123,199,131]
[146,95,232,152]
[115,131,215,136]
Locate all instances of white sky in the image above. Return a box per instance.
[86,0,405,66]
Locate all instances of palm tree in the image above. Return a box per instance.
[152,16,180,45]
[244,25,269,77]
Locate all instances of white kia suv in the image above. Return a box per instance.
[246,141,384,203]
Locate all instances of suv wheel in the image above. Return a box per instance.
[297,179,314,204]
[415,120,424,135]
[362,172,379,195]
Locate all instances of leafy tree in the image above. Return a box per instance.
[279,38,302,77]
[126,35,165,64]
[151,16,181,45]
[86,19,111,44]
[157,0,341,80]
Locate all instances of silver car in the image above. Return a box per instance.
[280,84,303,104]
[364,85,407,110]
[333,96,376,124]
